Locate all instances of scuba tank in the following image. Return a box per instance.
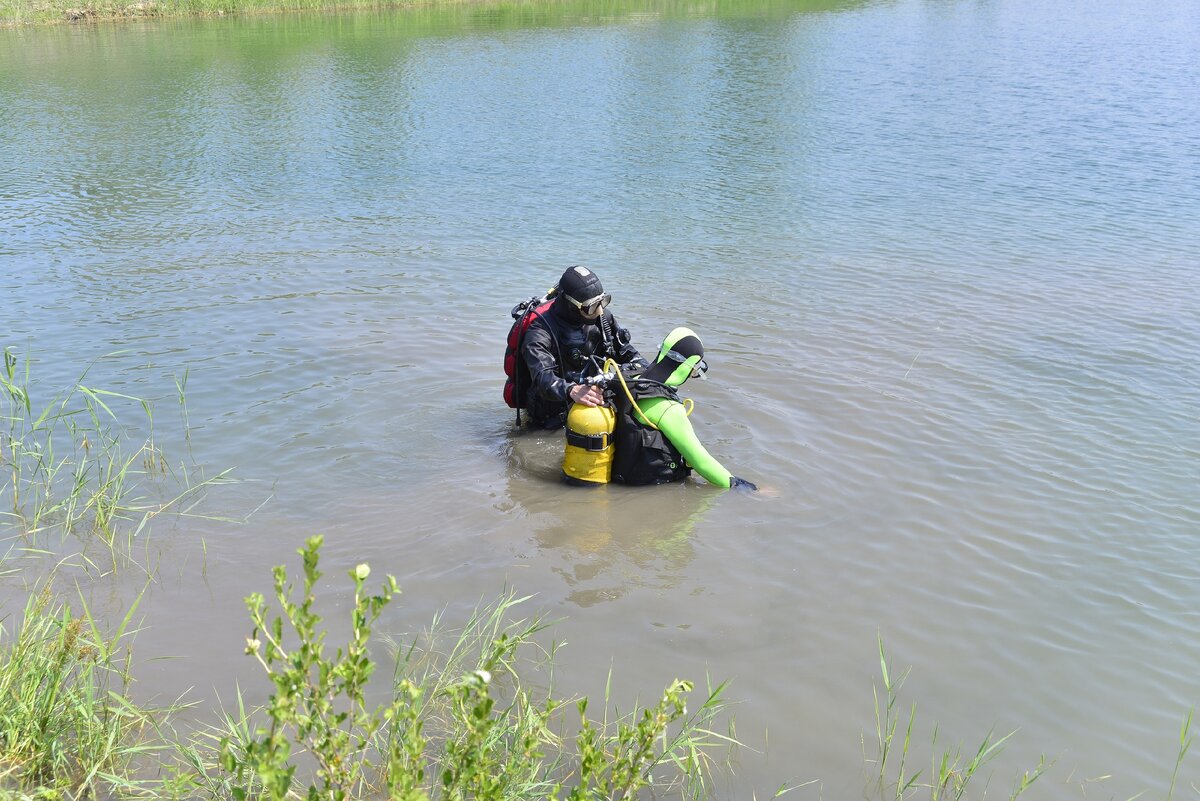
[562,403,616,485]
[561,368,616,485]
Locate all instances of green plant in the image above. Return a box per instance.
[0,580,159,798]
[215,536,734,801]
[869,638,1048,801]
[872,637,915,795]
[0,348,233,561]
[1167,709,1193,801]
[221,538,398,801]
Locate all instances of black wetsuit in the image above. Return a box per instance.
[520,298,645,427]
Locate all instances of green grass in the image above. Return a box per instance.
[0,0,545,27]
[0,0,861,30]
[176,538,739,800]
[1,348,234,570]
[0,581,163,798]
[869,637,1051,801]
[0,554,736,801]
[3,576,1197,800]
[2,354,1196,798]
[376,589,738,800]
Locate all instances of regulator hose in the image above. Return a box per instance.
[604,358,694,431]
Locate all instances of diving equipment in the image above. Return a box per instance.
[503,292,558,421]
[639,327,706,387]
[562,291,612,318]
[555,265,607,324]
[562,396,617,485]
[610,370,692,485]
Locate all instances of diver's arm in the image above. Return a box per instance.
[651,401,735,488]
[522,322,571,402]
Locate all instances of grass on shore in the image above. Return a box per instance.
[6,560,1195,800]
[2,0,583,27]
[2,0,390,25]
[4,538,1198,801]
[2,357,1196,799]
[0,580,162,798]
[0,0,848,31]
[6,532,1195,800]
[1,539,739,800]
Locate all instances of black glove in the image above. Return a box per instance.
[730,476,757,492]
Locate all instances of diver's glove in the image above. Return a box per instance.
[730,476,757,492]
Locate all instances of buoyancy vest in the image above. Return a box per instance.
[611,376,692,486]
[504,297,554,409]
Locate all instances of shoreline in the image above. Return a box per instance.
[1,0,538,29]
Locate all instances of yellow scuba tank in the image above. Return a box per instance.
[562,402,616,485]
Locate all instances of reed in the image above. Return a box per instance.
[383,590,737,800]
[1167,710,1193,801]
[4,354,1195,798]
[868,637,1049,801]
[0,348,234,567]
[0,580,161,798]
[2,576,1195,799]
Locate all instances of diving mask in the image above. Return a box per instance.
[563,292,612,319]
[665,349,707,380]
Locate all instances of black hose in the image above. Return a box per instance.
[599,311,615,359]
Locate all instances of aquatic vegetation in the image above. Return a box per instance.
[866,649,1197,801]
[1,379,1191,799]
[869,637,1047,801]
[0,539,734,800]
[1168,710,1194,801]
[0,348,232,566]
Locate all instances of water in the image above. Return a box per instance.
[2,0,1199,796]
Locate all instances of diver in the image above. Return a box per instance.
[610,327,757,491]
[520,265,646,428]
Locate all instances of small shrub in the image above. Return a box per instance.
[214,536,733,801]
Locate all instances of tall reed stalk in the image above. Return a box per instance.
[1167,710,1193,801]
[870,638,1048,801]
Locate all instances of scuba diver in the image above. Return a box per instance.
[512,265,646,429]
[562,326,757,491]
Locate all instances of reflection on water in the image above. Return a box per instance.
[3,0,1200,797]
[501,433,718,605]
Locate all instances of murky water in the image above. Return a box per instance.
[3,0,1199,796]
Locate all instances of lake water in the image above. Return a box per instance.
[2,0,1199,796]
